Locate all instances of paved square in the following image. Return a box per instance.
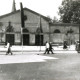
[0,54,58,64]
[0,52,80,80]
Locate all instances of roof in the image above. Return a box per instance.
[0,7,50,22]
[49,23,79,27]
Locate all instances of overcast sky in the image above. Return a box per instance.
[0,0,62,19]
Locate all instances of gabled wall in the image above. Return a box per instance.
[0,9,50,45]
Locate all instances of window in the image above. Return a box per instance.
[54,29,61,33]
[23,28,29,33]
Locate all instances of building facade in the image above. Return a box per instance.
[49,23,79,45]
[0,8,50,45]
[0,1,79,45]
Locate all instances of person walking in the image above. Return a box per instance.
[44,41,49,54]
[63,41,67,49]
[49,42,54,54]
[6,42,13,55]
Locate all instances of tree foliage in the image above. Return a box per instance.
[53,16,59,23]
[58,0,80,24]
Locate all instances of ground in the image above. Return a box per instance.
[0,51,80,80]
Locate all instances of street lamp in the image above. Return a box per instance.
[74,9,80,53]
[78,24,80,53]
[77,10,80,53]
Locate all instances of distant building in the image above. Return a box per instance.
[49,23,79,45]
[0,0,79,45]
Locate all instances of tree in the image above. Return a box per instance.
[47,16,53,23]
[58,0,80,24]
[53,16,59,23]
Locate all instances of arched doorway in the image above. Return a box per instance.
[35,34,43,45]
[6,22,14,45]
[35,26,43,45]
[6,34,14,45]
[22,28,29,45]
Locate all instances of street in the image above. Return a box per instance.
[0,52,80,80]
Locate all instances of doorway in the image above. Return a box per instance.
[35,34,43,45]
[23,34,29,45]
[6,34,14,45]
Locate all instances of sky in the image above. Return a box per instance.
[0,0,63,19]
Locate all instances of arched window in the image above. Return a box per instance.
[54,29,61,33]
[23,28,29,33]
[22,28,29,45]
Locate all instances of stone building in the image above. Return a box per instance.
[0,0,50,45]
[0,0,79,45]
[49,23,79,45]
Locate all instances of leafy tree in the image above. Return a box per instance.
[47,16,53,23]
[53,16,59,23]
[47,16,59,23]
[58,0,80,24]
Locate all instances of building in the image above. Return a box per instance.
[0,0,79,46]
[0,0,51,45]
[49,23,79,45]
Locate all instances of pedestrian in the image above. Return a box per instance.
[63,41,67,49]
[6,42,13,55]
[49,42,54,54]
[44,41,49,54]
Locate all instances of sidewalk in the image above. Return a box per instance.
[0,45,78,54]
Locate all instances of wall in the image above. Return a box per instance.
[50,23,79,44]
[0,10,79,45]
[0,10,50,45]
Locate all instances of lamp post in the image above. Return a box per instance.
[39,33,41,51]
[77,10,80,53]
[49,22,50,43]
[78,24,80,53]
